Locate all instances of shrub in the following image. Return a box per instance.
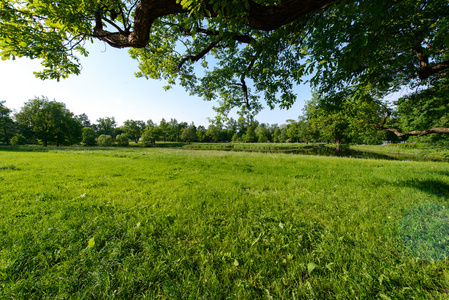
[10,134,27,145]
[116,133,129,146]
[82,127,97,146]
[97,134,113,147]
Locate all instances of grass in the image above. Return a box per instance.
[1,146,449,298]
[350,144,449,161]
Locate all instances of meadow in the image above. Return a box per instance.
[1,146,449,299]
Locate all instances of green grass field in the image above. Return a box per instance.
[1,146,449,299]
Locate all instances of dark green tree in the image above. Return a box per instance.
[76,113,91,127]
[141,125,161,146]
[82,127,97,146]
[122,120,146,143]
[15,97,82,147]
[181,123,198,143]
[0,101,15,144]
[96,117,117,137]
[116,133,130,146]
[395,80,449,141]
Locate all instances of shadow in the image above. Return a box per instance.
[0,145,128,153]
[399,179,449,198]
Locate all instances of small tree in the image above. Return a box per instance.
[0,101,15,144]
[82,127,97,146]
[141,126,161,146]
[116,133,129,146]
[97,134,113,147]
[181,124,197,143]
[10,134,27,145]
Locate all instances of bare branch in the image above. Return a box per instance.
[177,39,222,69]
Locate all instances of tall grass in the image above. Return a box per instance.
[1,146,448,298]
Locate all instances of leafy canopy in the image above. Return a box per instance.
[1,0,448,134]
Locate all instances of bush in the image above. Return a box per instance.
[82,127,97,146]
[10,134,27,145]
[116,133,129,146]
[97,134,113,147]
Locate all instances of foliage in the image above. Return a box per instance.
[141,126,161,146]
[180,124,197,142]
[302,0,449,136]
[2,0,448,135]
[82,127,97,146]
[95,117,117,137]
[0,100,15,144]
[97,134,113,147]
[15,96,82,147]
[304,93,394,144]
[115,133,129,146]
[396,79,449,142]
[10,133,27,145]
[122,120,146,143]
[76,113,91,127]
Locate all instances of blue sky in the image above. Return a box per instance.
[1,40,311,127]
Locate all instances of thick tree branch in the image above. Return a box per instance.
[181,26,255,45]
[381,127,449,137]
[418,60,449,80]
[365,118,449,137]
[92,0,336,48]
[415,45,449,80]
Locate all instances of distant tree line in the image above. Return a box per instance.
[1,95,448,147]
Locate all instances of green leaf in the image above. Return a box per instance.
[87,237,95,248]
[307,262,318,274]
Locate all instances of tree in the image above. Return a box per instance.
[122,120,146,143]
[116,133,129,146]
[273,128,282,143]
[2,0,448,136]
[10,134,27,145]
[303,0,449,137]
[0,101,15,144]
[141,125,161,146]
[395,80,449,140]
[15,97,82,147]
[304,94,390,144]
[76,113,92,127]
[243,126,258,143]
[181,123,198,143]
[96,117,117,137]
[158,118,169,142]
[255,124,269,143]
[196,125,207,142]
[97,134,113,146]
[82,127,97,146]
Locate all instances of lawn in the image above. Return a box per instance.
[1,146,449,299]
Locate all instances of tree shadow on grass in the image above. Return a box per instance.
[400,179,449,199]
[0,145,140,153]
[394,179,449,261]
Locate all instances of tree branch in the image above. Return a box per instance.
[177,38,222,69]
[415,45,449,80]
[92,0,336,48]
[381,127,449,137]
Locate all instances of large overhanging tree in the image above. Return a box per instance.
[1,0,448,136]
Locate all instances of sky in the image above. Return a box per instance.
[0,40,311,127]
